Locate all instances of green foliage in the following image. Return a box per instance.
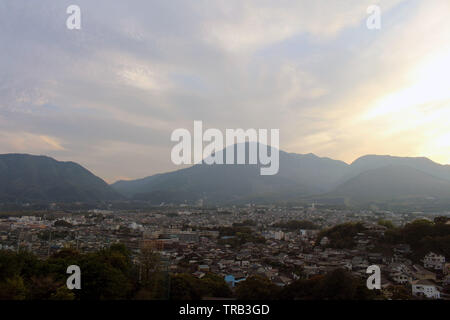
[136,247,169,300]
[169,274,201,300]
[50,286,76,300]
[54,220,73,228]
[235,275,281,300]
[38,230,70,241]
[263,258,305,277]
[280,269,376,300]
[0,243,135,300]
[386,285,412,300]
[0,275,27,300]
[198,273,232,298]
[384,219,450,260]
[377,219,395,229]
[218,226,265,248]
[169,273,231,300]
[0,246,403,300]
[317,222,366,249]
[434,216,450,224]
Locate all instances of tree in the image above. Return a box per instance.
[387,285,412,300]
[0,275,27,300]
[317,223,366,249]
[139,246,161,284]
[235,276,280,300]
[169,274,201,300]
[280,269,376,300]
[434,216,449,224]
[50,286,76,300]
[378,219,395,229]
[313,269,358,300]
[28,276,60,299]
[198,273,232,298]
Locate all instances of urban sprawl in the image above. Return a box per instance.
[1,204,449,300]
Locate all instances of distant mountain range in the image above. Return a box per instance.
[112,144,450,206]
[2,145,450,207]
[0,154,121,203]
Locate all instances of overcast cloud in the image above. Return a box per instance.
[1,0,449,182]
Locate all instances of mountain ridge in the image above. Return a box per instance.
[0,153,122,203]
[2,147,450,206]
[110,144,450,205]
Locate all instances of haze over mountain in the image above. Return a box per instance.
[329,165,450,203]
[112,143,450,206]
[113,143,348,204]
[0,154,121,203]
[1,146,449,206]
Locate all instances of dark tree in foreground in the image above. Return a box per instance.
[235,275,281,300]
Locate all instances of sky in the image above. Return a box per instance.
[1,0,450,183]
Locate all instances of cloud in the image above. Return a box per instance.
[0,131,65,152]
[0,0,448,182]
[202,0,405,53]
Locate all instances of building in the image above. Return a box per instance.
[423,252,445,271]
[411,280,441,299]
[320,237,330,246]
[391,272,411,285]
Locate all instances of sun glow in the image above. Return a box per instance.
[362,46,450,164]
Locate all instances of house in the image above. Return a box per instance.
[412,265,437,281]
[411,280,441,299]
[198,264,210,272]
[320,237,330,246]
[423,252,445,271]
[391,272,411,284]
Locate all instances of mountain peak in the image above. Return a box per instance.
[0,153,122,203]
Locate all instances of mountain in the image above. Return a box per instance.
[112,143,349,204]
[112,144,450,206]
[343,154,450,183]
[0,154,121,203]
[4,148,448,206]
[329,164,450,203]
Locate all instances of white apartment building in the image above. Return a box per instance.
[423,252,445,271]
[412,280,441,299]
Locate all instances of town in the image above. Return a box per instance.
[1,203,448,300]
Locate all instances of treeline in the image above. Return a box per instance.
[0,244,232,300]
[384,218,450,260]
[235,268,378,300]
[317,222,367,249]
[217,226,266,248]
[0,244,135,300]
[316,218,449,260]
